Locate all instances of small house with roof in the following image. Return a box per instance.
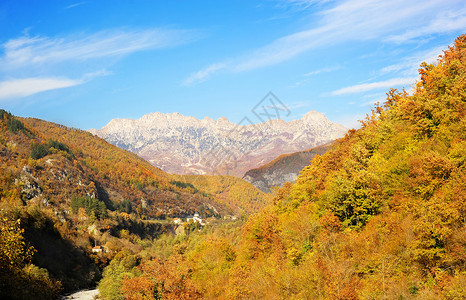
[92,245,104,253]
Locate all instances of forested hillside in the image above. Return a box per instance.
[21,117,226,218]
[112,35,466,299]
[0,113,263,299]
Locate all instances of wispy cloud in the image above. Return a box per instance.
[231,26,329,72]
[331,77,418,95]
[186,0,464,84]
[304,66,340,76]
[0,77,83,100]
[276,0,331,10]
[287,101,310,110]
[385,8,466,43]
[360,93,386,106]
[0,68,111,101]
[380,45,445,76]
[1,28,197,70]
[64,2,87,10]
[288,66,340,87]
[0,28,199,98]
[182,63,228,86]
[81,69,113,81]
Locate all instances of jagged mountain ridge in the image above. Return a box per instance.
[90,110,347,177]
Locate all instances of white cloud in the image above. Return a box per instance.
[182,63,228,86]
[186,0,464,82]
[0,77,83,100]
[331,77,418,95]
[277,0,331,10]
[234,0,452,71]
[0,68,113,101]
[287,101,310,110]
[0,28,199,95]
[1,28,197,70]
[304,66,340,76]
[360,97,385,107]
[232,25,329,72]
[64,2,87,10]
[385,9,466,43]
[380,45,445,76]
[288,65,340,87]
[82,69,113,81]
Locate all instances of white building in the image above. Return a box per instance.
[92,246,104,253]
[187,213,205,226]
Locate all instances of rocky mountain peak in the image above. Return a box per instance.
[302,110,326,122]
[90,110,348,176]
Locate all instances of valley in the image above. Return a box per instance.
[0,2,465,297]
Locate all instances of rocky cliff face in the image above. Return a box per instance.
[89,111,347,177]
[243,143,332,192]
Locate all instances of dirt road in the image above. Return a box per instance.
[61,288,99,300]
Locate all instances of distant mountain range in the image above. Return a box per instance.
[90,110,347,177]
[243,143,332,192]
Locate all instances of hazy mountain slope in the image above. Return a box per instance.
[243,143,332,192]
[172,174,272,215]
[90,110,347,177]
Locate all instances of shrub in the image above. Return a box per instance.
[7,117,26,133]
[71,196,108,220]
[0,109,9,119]
[48,139,71,154]
[31,143,49,160]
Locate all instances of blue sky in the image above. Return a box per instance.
[0,0,465,129]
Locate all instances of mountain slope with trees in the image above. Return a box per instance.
[0,112,263,298]
[243,143,332,192]
[173,174,272,216]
